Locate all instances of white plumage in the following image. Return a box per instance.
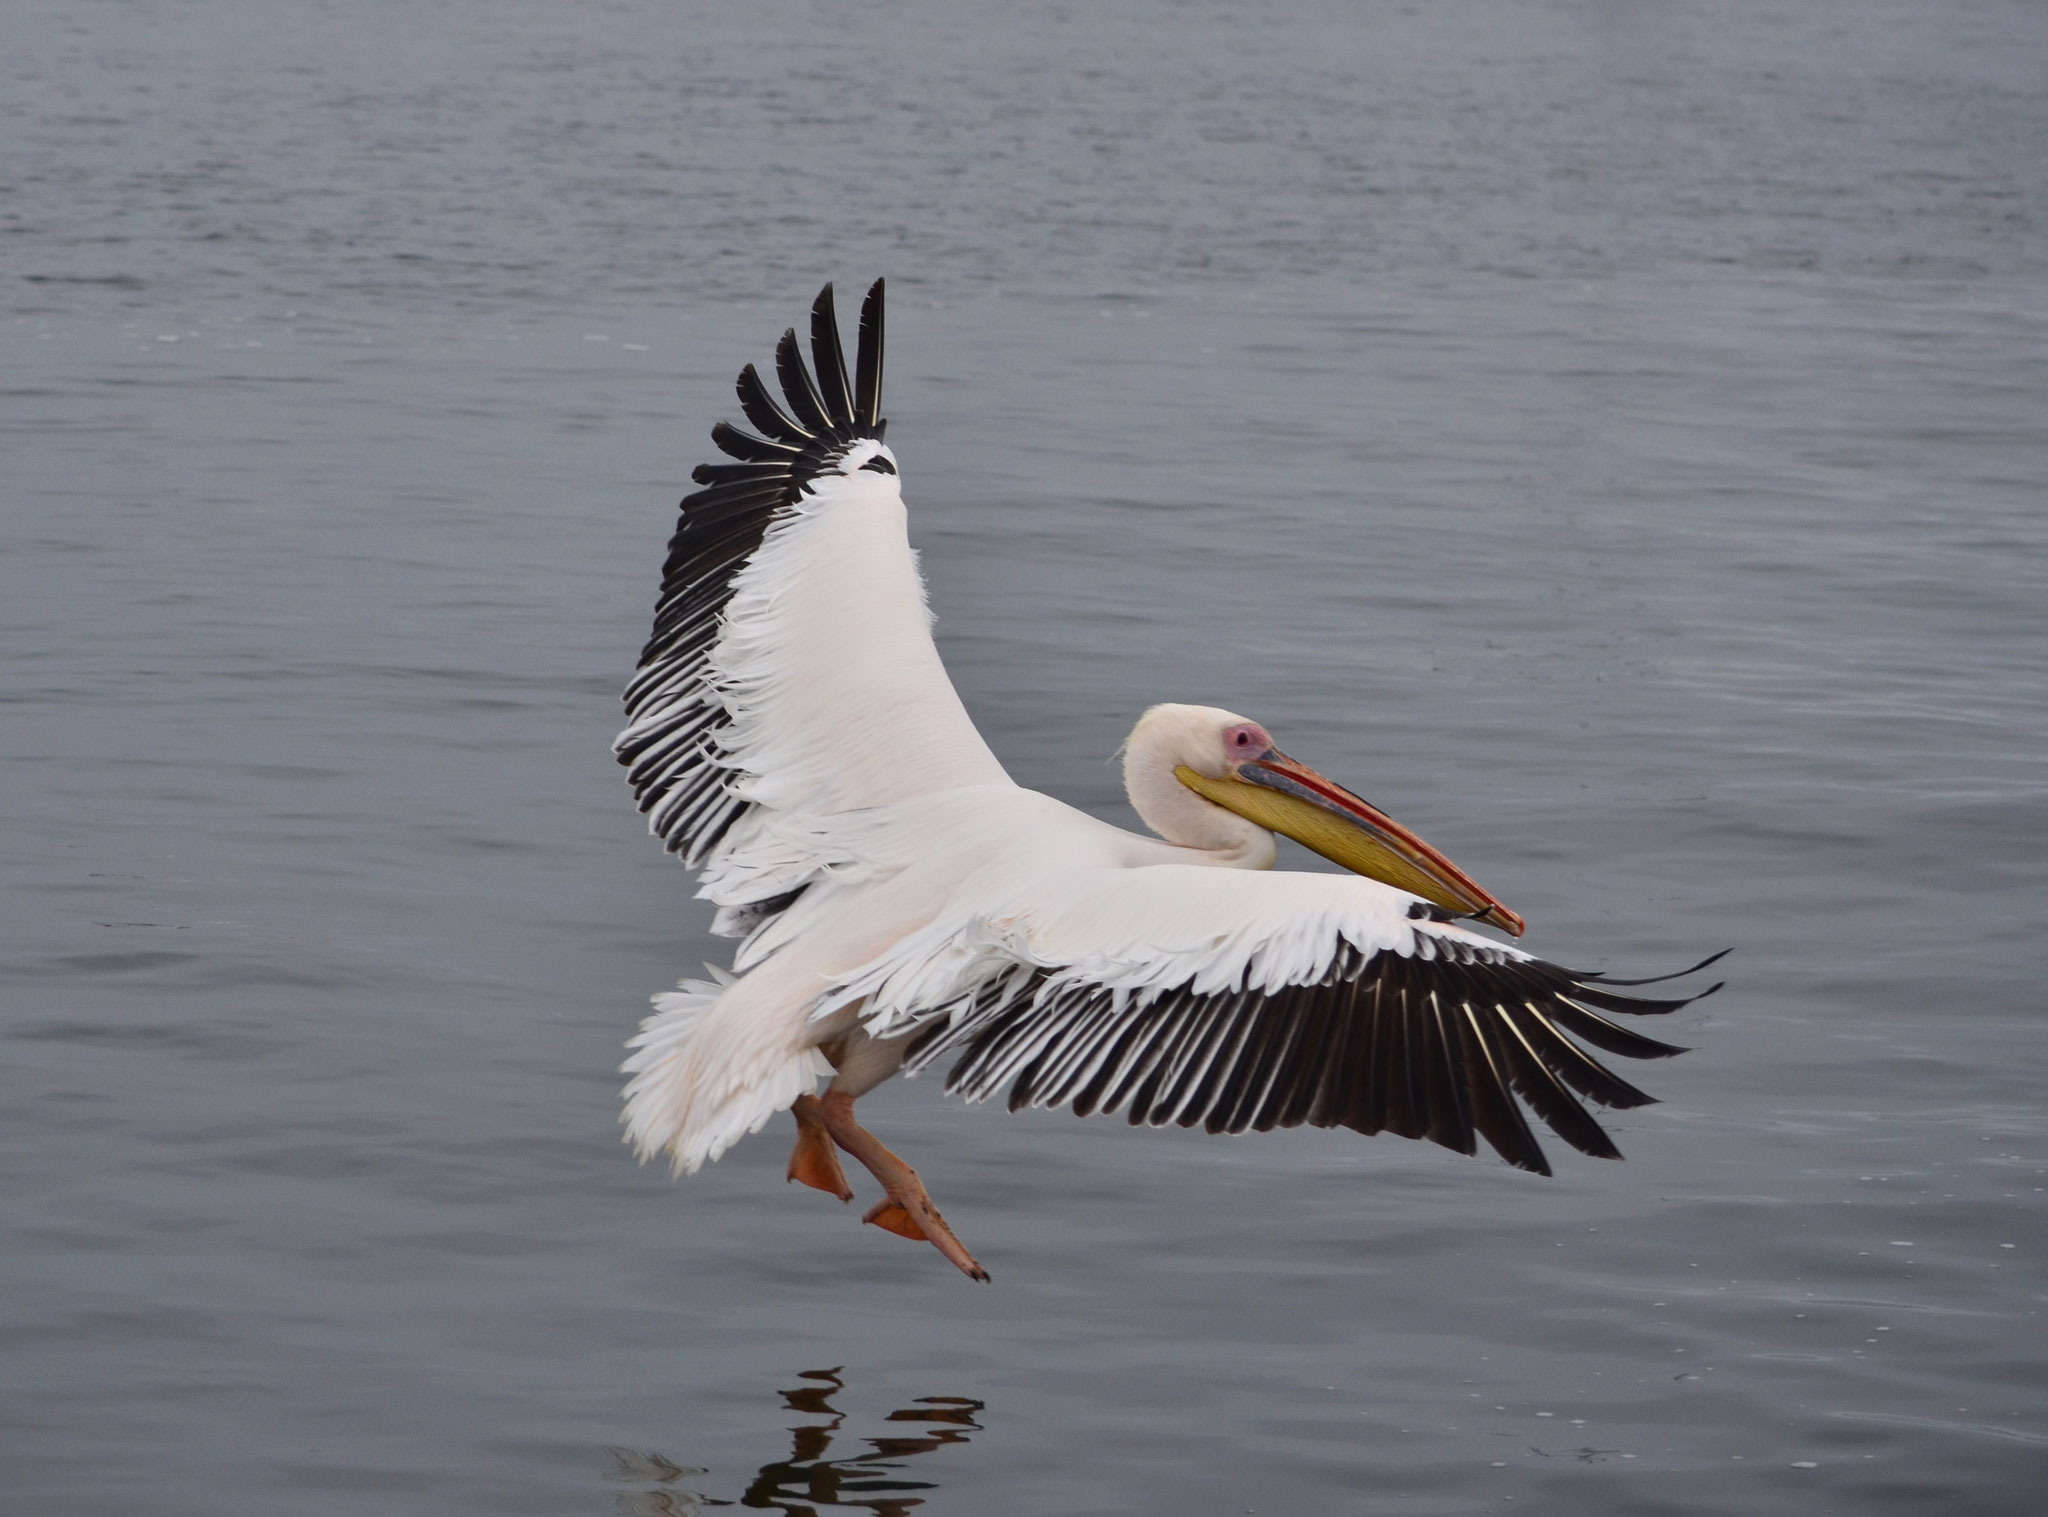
[615,281,1719,1279]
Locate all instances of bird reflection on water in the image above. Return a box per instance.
[607,1368,985,1515]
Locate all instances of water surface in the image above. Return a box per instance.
[5,2,2045,1512]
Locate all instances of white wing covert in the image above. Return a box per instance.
[841,867,1720,1175]
[616,281,1009,929]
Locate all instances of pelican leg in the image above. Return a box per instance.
[817,1090,988,1283]
[787,1093,853,1201]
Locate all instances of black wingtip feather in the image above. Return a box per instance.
[856,278,885,429]
[710,420,801,463]
[774,327,835,438]
[1548,1000,1691,1060]
[1494,1006,1623,1161]
[1458,1006,1554,1174]
[1583,948,1732,987]
[1564,985,1698,1017]
[735,363,810,442]
[809,283,856,427]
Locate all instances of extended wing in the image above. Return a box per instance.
[845,867,1718,1175]
[616,280,1010,924]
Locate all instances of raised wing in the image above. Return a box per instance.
[616,280,1009,919]
[849,867,1719,1175]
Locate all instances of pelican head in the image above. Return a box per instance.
[1123,703,1525,937]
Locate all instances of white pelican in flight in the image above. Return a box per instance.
[616,280,1721,1281]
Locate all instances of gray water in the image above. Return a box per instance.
[5,1,2046,1512]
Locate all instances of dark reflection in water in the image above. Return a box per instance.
[607,1369,985,1516]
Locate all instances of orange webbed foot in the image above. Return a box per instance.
[787,1095,854,1202]
[862,1199,928,1241]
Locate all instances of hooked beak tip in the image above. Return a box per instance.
[1485,905,1527,938]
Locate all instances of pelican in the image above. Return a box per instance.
[615,280,1720,1281]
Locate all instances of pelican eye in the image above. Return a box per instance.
[859,454,897,475]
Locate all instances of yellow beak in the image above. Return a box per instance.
[1175,751,1525,936]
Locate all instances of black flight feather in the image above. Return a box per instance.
[855,278,885,428]
[774,328,836,438]
[908,933,1716,1175]
[810,283,857,427]
[616,280,889,892]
